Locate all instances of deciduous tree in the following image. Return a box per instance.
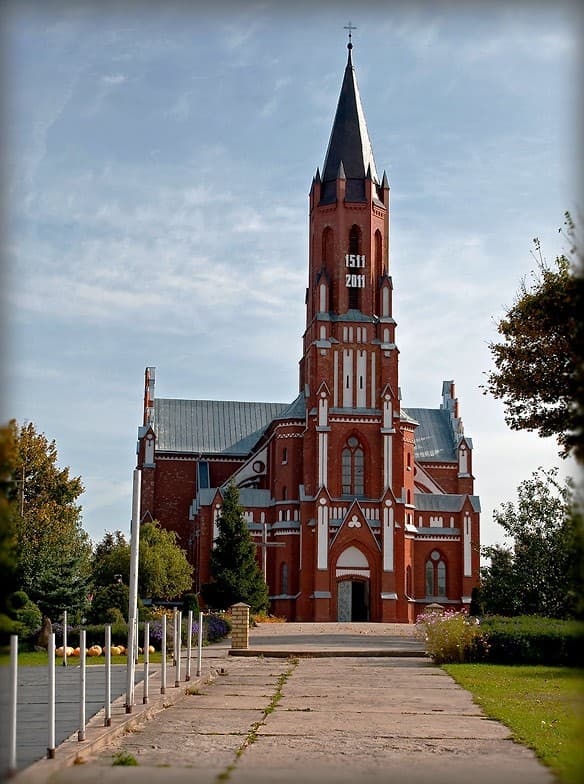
[480,467,582,619]
[483,213,584,461]
[10,420,92,622]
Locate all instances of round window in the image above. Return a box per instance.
[431,550,441,561]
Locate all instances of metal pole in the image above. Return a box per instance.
[161,613,167,694]
[104,625,112,726]
[143,622,150,704]
[78,630,86,741]
[197,611,203,677]
[8,635,18,775]
[175,611,182,687]
[47,632,55,758]
[62,610,68,667]
[126,468,141,713]
[185,610,192,681]
[172,607,177,665]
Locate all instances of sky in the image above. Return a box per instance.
[1,0,582,552]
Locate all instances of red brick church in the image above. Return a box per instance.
[136,42,480,622]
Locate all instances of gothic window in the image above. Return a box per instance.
[281,562,288,595]
[406,565,412,597]
[341,436,365,496]
[322,227,333,266]
[348,225,361,310]
[375,229,382,269]
[425,550,447,597]
[282,447,288,464]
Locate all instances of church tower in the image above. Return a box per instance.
[296,39,411,622]
[136,39,480,624]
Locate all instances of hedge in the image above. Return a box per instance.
[478,615,584,666]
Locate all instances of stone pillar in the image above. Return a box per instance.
[230,602,250,649]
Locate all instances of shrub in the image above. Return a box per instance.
[478,615,584,666]
[416,608,487,664]
[14,599,43,639]
[182,593,200,615]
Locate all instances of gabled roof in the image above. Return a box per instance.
[320,48,379,204]
[415,493,481,514]
[404,407,457,461]
[153,398,290,454]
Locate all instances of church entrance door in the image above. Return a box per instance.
[337,579,370,622]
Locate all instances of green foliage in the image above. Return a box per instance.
[481,467,582,619]
[0,423,19,640]
[182,593,200,614]
[112,751,138,766]
[138,521,193,600]
[90,531,130,589]
[415,609,487,664]
[478,615,584,666]
[483,213,584,461]
[13,597,43,638]
[91,523,193,603]
[86,583,130,624]
[201,483,269,614]
[7,420,92,622]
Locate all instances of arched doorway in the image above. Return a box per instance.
[336,546,370,622]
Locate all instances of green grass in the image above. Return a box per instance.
[0,650,170,667]
[443,664,584,784]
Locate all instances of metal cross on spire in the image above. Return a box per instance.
[344,21,357,50]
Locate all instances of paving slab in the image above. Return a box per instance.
[8,625,560,784]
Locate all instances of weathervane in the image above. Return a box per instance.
[344,21,357,50]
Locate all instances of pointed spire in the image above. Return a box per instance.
[337,160,346,180]
[381,170,389,189]
[321,43,378,191]
[366,163,372,180]
[315,167,321,183]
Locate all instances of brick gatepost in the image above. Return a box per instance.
[230,603,250,649]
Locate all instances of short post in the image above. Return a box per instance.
[161,613,167,694]
[143,622,150,704]
[196,611,203,677]
[62,610,68,667]
[8,635,18,775]
[185,610,192,681]
[172,607,178,665]
[104,625,112,726]
[230,603,250,649]
[175,611,182,687]
[47,632,56,758]
[78,630,86,741]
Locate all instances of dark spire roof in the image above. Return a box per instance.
[321,46,379,191]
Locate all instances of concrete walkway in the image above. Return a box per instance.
[12,624,557,784]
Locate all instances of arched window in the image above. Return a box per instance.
[375,229,382,269]
[281,563,288,595]
[341,436,365,496]
[425,550,447,597]
[348,225,361,310]
[406,565,412,597]
[322,227,334,266]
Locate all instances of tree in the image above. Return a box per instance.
[91,522,193,603]
[0,423,19,638]
[138,521,193,600]
[480,467,582,619]
[9,421,92,622]
[483,213,584,461]
[201,482,269,614]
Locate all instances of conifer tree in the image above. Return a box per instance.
[201,482,269,614]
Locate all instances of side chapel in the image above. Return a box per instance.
[136,41,480,622]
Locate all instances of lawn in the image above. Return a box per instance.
[0,650,171,667]
[444,664,584,784]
